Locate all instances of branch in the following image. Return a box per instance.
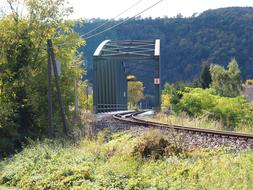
[6,0,19,22]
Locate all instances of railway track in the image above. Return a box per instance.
[113,111,253,141]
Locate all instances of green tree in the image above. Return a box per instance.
[169,81,187,107]
[177,88,253,129]
[128,81,144,108]
[199,62,212,88]
[210,58,241,97]
[161,83,172,111]
[0,0,85,154]
[78,7,253,85]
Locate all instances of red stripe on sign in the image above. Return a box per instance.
[154,78,160,84]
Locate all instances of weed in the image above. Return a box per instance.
[1,133,253,190]
[132,130,187,159]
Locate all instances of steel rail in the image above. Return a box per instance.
[113,111,253,140]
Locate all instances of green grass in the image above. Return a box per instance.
[148,112,253,133]
[0,185,19,190]
[0,131,253,190]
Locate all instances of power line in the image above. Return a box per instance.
[56,0,164,47]
[83,0,144,37]
[85,0,164,40]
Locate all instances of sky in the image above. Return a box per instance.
[68,0,253,19]
[1,0,253,19]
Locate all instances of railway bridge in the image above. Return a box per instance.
[93,39,161,113]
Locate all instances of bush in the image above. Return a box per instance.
[1,134,253,190]
[177,88,253,129]
[132,130,187,159]
[177,88,216,116]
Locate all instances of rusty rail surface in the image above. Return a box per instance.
[113,111,253,140]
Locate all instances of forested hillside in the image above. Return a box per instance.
[76,7,253,85]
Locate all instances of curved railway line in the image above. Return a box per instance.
[113,111,253,141]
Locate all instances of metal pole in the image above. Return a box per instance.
[47,39,68,136]
[93,59,97,113]
[154,58,161,112]
[47,41,53,138]
[158,57,161,111]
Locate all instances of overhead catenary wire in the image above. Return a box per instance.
[56,0,164,47]
[85,0,164,40]
[83,0,144,37]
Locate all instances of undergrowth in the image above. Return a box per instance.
[0,130,253,190]
[150,112,253,133]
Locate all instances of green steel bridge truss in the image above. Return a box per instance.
[93,40,161,113]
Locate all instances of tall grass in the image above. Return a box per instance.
[148,112,253,133]
[0,131,253,190]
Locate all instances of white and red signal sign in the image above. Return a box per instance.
[154,78,160,85]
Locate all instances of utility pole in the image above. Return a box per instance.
[47,39,68,136]
[47,41,53,138]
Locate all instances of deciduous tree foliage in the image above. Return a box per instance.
[210,58,241,97]
[176,88,253,130]
[161,62,251,130]
[161,83,172,111]
[0,0,85,154]
[128,81,144,108]
[200,62,212,89]
[77,7,253,88]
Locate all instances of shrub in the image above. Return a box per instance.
[132,130,186,159]
[1,135,253,190]
[177,88,216,116]
[177,88,253,129]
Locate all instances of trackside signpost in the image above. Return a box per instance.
[47,39,68,136]
[154,78,160,85]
